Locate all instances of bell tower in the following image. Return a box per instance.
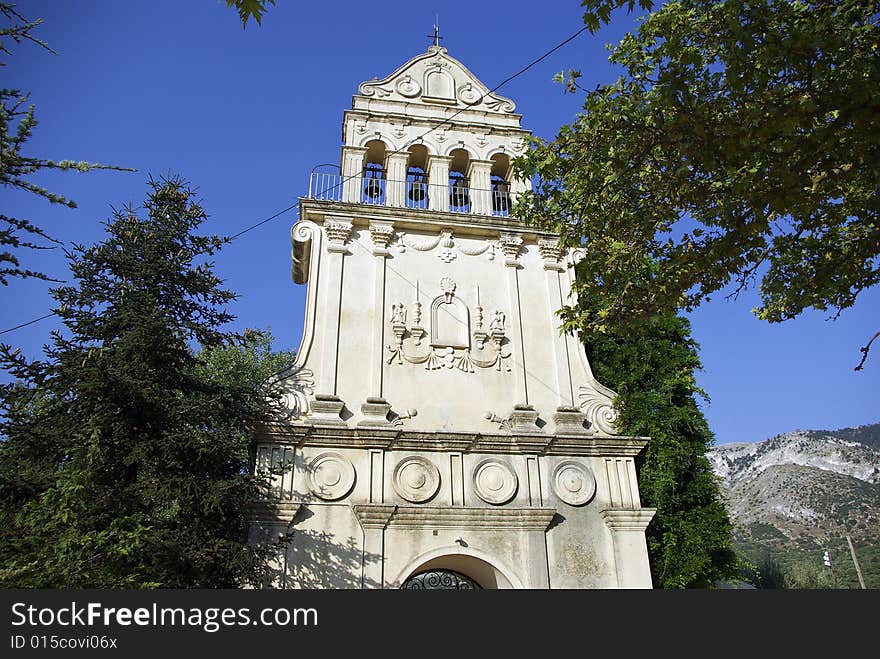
[250,44,657,588]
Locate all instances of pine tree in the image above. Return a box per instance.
[585,311,741,588]
[0,176,281,587]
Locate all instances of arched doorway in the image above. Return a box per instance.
[395,551,520,589]
[400,569,481,589]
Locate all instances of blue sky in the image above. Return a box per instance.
[3,0,877,444]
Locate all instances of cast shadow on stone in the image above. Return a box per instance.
[259,506,383,589]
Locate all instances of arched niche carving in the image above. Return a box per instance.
[425,68,455,101]
[430,295,470,348]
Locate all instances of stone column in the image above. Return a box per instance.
[499,232,528,407]
[467,159,493,215]
[524,529,551,588]
[359,221,395,427]
[311,216,352,425]
[352,504,397,589]
[539,238,590,434]
[426,154,452,212]
[341,146,367,203]
[385,152,409,208]
[600,509,656,588]
[538,238,574,408]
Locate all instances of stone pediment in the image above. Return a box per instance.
[357,46,516,114]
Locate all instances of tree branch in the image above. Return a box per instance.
[854,329,880,371]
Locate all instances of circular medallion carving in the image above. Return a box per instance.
[552,461,596,506]
[393,456,440,503]
[458,83,481,105]
[396,76,421,98]
[473,459,518,505]
[306,452,355,501]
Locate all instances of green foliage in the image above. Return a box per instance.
[0,3,133,284]
[741,552,787,589]
[784,559,834,589]
[198,328,294,390]
[737,533,880,589]
[516,0,879,357]
[580,286,740,587]
[224,0,276,27]
[0,176,285,588]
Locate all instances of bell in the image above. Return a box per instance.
[364,171,382,198]
[450,178,469,207]
[408,175,426,202]
[493,181,510,212]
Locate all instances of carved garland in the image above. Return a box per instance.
[397,230,496,262]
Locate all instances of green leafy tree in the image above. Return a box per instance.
[583,291,740,587]
[1,3,132,285]
[516,0,879,369]
[785,558,834,589]
[224,0,276,27]
[0,176,284,588]
[198,328,294,391]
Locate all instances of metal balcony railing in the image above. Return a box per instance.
[306,173,512,217]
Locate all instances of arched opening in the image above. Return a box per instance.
[362,139,386,204]
[406,144,429,209]
[399,554,514,589]
[490,153,511,216]
[400,569,481,589]
[448,148,471,211]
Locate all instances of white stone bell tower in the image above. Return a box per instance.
[249,44,656,588]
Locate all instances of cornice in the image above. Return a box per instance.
[298,197,556,238]
[352,504,558,531]
[254,423,649,458]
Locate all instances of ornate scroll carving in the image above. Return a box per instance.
[266,365,314,421]
[396,75,421,97]
[483,95,516,113]
[578,386,620,435]
[358,83,393,98]
[458,82,481,105]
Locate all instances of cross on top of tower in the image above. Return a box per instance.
[427,18,443,47]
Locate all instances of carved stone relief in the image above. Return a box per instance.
[266,365,314,421]
[552,461,597,506]
[398,229,496,262]
[473,459,518,505]
[578,386,619,435]
[392,456,441,503]
[324,219,353,250]
[386,277,511,373]
[306,452,356,501]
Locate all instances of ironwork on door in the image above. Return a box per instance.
[400,569,481,589]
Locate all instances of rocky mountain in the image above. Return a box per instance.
[709,424,880,544]
[708,423,880,587]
